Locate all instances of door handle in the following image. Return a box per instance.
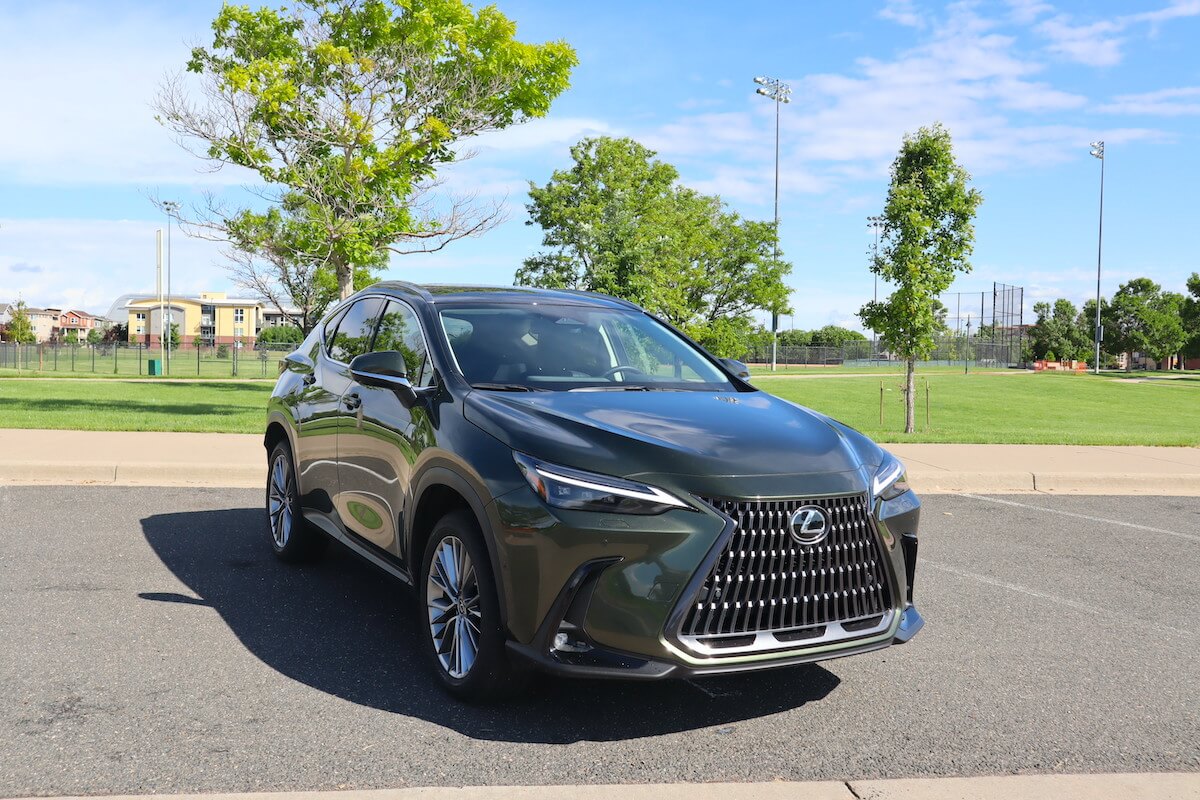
[343,392,361,410]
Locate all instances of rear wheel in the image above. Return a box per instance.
[420,510,521,701]
[266,442,326,562]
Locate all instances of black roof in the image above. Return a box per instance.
[369,282,640,310]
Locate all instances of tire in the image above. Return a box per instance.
[266,441,327,562]
[419,509,521,701]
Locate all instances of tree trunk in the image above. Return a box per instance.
[339,265,354,300]
[905,357,916,434]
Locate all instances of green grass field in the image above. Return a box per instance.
[0,379,272,433]
[0,371,1196,444]
[755,371,1200,445]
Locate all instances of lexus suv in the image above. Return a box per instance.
[264,282,924,700]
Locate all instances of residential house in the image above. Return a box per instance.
[54,309,99,341]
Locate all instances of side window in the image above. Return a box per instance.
[322,307,348,357]
[327,298,384,364]
[373,300,432,386]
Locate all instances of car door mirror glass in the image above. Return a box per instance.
[722,358,751,380]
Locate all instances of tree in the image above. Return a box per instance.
[1108,278,1187,371]
[104,323,129,345]
[168,323,181,350]
[809,325,867,348]
[258,324,304,344]
[777,329,813,347]
[518,136,791,357]
[63,331,80,346]
[1030,299,1089,361]
[5,301,36,344]
[86,328,103,346]
[1183,272,1200,360]
[858,124,982,432]
[157,0,578,299]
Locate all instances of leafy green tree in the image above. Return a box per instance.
[858,123,983,432]
[63,331,80,345]
[5,301,36,344]
[86,328,103,346]
[1109,278,1187,371]
[158,0,577,299]
[1182,272,1200,360]
[777,329,813,347]
[809,325,867,347]
[1030,299,1089,361]
[518,136,790,357]
[258,324,304,344]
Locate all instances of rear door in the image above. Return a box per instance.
[335,299,436,561]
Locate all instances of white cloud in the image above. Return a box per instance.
[879,0,927,29]
[0,218,230,313]
[1028,1,1200,67]
[1098,87,1200,116]
[0,3,254,186]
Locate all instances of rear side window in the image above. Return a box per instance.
[372,300,433,386]
[326,298,384,363]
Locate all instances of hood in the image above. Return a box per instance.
[464,389,884,497]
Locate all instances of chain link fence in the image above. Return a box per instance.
[741,334,1027,369]
[0,342,298,378]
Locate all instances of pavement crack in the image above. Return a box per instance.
[844,780,863,799]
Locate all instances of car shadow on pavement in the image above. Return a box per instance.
[140,507,840,744]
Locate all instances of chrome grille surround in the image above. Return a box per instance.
[676,494,895,657]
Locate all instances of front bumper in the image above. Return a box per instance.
[488,484,924,680]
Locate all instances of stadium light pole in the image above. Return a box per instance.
[1089,141,1104,375]
[162,200,179,375]
[754,75,790,372]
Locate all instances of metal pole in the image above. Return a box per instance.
[156,229,164,372]
[1093,148,1105,374]
[166,210,172,375]
[771,96,780,373]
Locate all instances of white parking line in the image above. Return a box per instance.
[958,493,1200,543]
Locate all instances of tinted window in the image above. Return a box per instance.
[327,298,384,363]
[373,300,432,387]
[438,304,733,391]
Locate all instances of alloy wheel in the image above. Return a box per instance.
[426,536,482,679]
[268,454,294,548]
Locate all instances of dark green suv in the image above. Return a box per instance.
[264,282,924,700]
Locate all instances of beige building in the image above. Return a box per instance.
[122,292,263,346]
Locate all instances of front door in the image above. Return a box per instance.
[335,299,436,562]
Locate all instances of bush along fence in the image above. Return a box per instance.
[0,342,297,378]
[740,334,1028,369]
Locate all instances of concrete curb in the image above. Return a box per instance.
[0,462,261,488]
[4,773,1197,800]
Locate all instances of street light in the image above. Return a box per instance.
[868,215,883,364]
[1088,141,1105,375]
[754,75,791,372]
[162,200,179,375]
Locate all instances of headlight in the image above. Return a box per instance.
[872,453,910,500]
[513,453,691,515]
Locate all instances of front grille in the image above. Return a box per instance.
[680,495,893,645]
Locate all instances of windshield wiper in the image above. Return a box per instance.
[568,384,666,392]
[471,382,546,392]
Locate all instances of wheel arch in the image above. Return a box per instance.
[407,466,508,629]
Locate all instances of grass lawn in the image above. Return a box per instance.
[755,371,1200,446]
[1,372,1196,444]
[0,379,272,434]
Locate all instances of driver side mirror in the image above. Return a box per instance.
[721,358,751,380]
[349,350,420,407]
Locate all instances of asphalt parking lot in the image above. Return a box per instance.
[0,486,1197,796]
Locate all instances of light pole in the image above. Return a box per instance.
[754,75,790,372]
[162,200,179,375]
[1088,141,1105,374]
[868,215,883,364]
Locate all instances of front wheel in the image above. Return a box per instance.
[266,442,326,562]
[420,510,521,701]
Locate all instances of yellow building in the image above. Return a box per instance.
[123,292,263,347]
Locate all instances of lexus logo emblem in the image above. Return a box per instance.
[790,505,829,545]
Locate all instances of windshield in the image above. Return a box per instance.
[438,303,736,392]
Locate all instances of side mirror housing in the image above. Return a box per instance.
[721,358,751,380]
[349,351,419,407]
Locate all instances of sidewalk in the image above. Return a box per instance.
[1,428,1199,494]
[6,773,1198,800]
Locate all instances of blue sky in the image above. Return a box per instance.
[1,0,1198,330]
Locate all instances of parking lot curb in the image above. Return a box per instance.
[4,773,1197,800]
